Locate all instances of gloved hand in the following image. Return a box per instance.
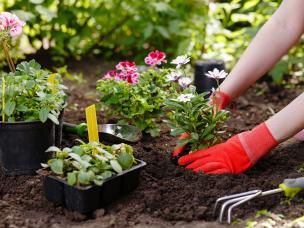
[172,90,231,158]
[178,123,278,174]
[210,90,231,111]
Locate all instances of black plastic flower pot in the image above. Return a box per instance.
[55,108,65,147]
[0,120,55,175]
[39,159,147,214]
[194,60,226,94]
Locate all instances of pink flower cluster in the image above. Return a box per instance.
[103,50,167,84]
[0,12,25,38]
[104,61,139,84]
[144,50,166,66]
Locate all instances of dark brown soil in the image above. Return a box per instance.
[1,61,304,227]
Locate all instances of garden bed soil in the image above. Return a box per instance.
[1,61,304,227]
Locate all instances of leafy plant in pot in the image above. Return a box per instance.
[39,141,146,213]
[96,51,193,137]
[164,69,230,162]
[0,12,67,175]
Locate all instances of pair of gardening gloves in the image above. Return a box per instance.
[173,91,278,174]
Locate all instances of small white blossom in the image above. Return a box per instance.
[205,68,228,79]
[178,77,192,88]
[177,94,195,102]
[166,71,182,82]
[171,55,190,68]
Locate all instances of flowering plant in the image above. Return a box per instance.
[164,87,229,152]
[0,12,67,123]
[97,50,193,137]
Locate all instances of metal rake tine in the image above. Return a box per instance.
[226,190,262,224]
[213,189,261,217]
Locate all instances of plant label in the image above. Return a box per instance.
[85,104,99,143]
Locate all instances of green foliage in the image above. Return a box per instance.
[44,141,136,187]
[164,89,229,151]
[0,60,66,123]
[1,0,208,62]
[204,0,303,84]
[97,68,178,137]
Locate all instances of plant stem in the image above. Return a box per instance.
[2,41,15,73]
[2,76,5,122]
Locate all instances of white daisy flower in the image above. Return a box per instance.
[205,68,228,79]
[177,93,195,102]
[166,71,182,82]
[178,77,192,88]
[171,55,190,68]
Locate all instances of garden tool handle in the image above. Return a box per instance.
[279,177,304,199]
[62,122,87,137]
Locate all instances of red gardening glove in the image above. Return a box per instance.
[210,90,231,111]
[172,132,189,157]
[178,123,278,174]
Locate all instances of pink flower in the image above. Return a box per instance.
[104,70,118,78]
[116,61,137,72]
[144,50,166,66]
[103,63,139,84]
[126,72,139,84]
[0,12,25,38]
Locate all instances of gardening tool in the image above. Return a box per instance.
[62,122,142,143]
[213,177,304,224]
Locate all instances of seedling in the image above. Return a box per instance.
[43,141,137,186]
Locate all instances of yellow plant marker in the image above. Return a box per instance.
[48,73,57,93]
[85,104,99,143]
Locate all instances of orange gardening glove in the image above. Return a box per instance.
[172,91,231,158]
[178,123,278,174]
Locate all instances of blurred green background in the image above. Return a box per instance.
[1,0,303,84]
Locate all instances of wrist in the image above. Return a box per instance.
[212,90,231,110]
[237,122,278,164]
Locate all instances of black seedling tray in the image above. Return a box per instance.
[38,159,146,214]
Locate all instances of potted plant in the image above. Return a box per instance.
[0,12,67,175]
[96,51,193,137]
[164,69,230,160]
[39,141,146,213]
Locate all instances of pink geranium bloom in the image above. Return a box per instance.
[116,61,137,72]
[144,50,166,66]
[104,70,118,78]
[126,72,139,84]
[0,12,25,38]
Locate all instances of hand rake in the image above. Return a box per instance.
[213,177,304,224]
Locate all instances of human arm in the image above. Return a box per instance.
[220,0,304,99]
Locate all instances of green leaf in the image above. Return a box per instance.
[155,26,170,39]
[78,170,93,185]
[30,0,44,4]
[50,159,64,175]
[39,108,50,123]
[67,172,77,186]
[4,101,16,116]
[47,113,59,125]
[110,160,123,173]
[117,153,133,170]
[69,153,91,169]
[46,146,61,153]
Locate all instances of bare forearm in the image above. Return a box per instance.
[220,0,304,99]
[266,93,304,142]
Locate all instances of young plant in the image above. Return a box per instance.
[164,87,229,152]
[43,141,136,186]
[97,50,186,137]
[0,60,67,123]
